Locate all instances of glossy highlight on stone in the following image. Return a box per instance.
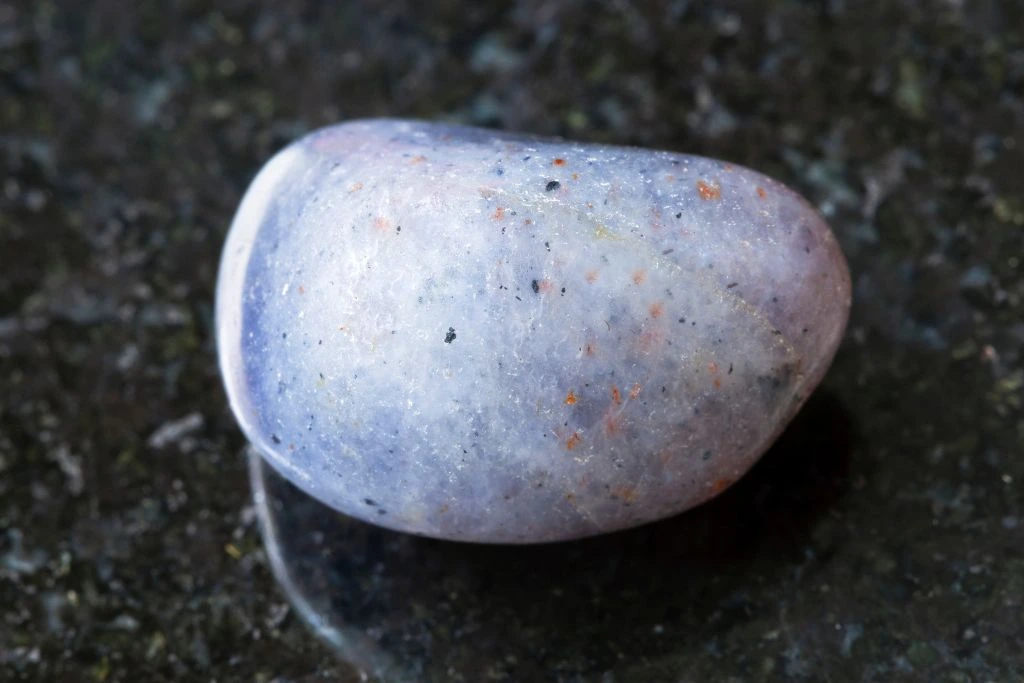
[216,119,851,544]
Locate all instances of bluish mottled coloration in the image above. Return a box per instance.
[217,119,851,543]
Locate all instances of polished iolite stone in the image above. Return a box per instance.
[216,119,851,543]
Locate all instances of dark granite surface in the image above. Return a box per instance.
[1,1,1022,681]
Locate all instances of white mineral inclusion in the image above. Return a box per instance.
[216,119,851,543]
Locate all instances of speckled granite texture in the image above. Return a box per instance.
[1,0,1022,681]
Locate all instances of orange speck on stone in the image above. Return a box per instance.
[711,478,732,494]
[572,172,579,180]
[439,503,449,514]
[611,486,638,504]
[665,174,676,182]
[709,362,722,388]
[650,208,665,232]
[298,285,306,294]
[349,182,364,192]
[584,342,597,357]
[538,279,553,293]
[493,206,506,220]
[649,302,664,318]
[611,386,622,405]
[553,158,566,166]
[585,270,599,283]
[756,186,767,200]
[410,155,427,164]
[565,391,578,405]
[604,414,622,436]
[629,383,642,400]
[566,432,582,450]
[373,216,391,231]
[696,180,721,200]
[632,270,647,285]
[636,329,664,352]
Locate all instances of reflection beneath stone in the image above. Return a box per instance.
[249,392,852,681]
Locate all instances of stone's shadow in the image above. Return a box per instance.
[253,391,854,681]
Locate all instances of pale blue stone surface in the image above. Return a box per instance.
[216,119,850,543]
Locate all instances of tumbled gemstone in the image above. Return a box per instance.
[216,119,851,543]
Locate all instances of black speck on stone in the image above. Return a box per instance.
[364,498,377,506]
[531,279,540,293]
[271,434,281,444]
[444,327,457,343]
[545,180,560,192]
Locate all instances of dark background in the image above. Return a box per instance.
[2,1,1023,681]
